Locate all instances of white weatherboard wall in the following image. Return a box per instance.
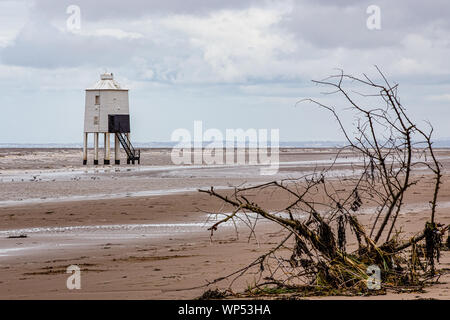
[84,73,129,133]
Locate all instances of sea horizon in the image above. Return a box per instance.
[2,139,450,148]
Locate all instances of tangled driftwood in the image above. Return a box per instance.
[198,67,448,298]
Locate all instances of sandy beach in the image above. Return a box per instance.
[0,148,449,299]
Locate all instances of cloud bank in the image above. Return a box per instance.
[0,0,449,143]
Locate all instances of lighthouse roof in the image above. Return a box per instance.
[87,72,127,90]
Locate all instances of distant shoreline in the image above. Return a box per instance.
[0,141,346,149]
[2,140,450,148]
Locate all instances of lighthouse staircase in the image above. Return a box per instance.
[115,132,140,164]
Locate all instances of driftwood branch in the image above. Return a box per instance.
[198,67,446,297]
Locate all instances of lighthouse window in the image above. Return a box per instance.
[93,116,99,125]
[95,95,100,105]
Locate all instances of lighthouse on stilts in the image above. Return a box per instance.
[82,72,140,165]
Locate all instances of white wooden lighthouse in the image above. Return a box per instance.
[83,72,140,165]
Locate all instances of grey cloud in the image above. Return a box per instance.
[2,0,450,84]
[32,0,260,21]
[0,22,142,68]
[0,20,188,79]
[281,0,450,49]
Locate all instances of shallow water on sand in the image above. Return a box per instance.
[0,220,231,258]
[0,186,228,207]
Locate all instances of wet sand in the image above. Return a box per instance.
[0,148,449,299]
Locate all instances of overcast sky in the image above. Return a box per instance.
[1,0,450,143]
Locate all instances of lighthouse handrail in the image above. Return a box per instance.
[116,124,139,160]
